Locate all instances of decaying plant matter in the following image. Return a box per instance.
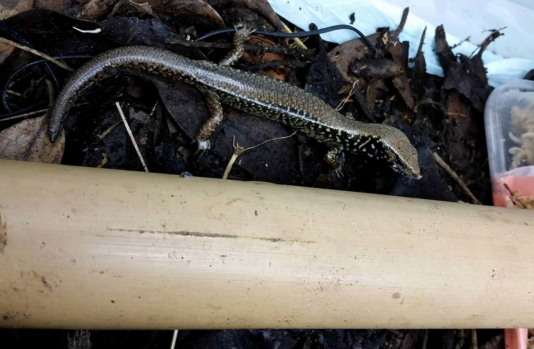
[0,0,515,347]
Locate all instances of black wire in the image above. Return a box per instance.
[195,24,376,52]
[0,82,118,120]
[0,21,59,100]
[0,101,47,120]
[0,25,374,118]
[1,55,93,114]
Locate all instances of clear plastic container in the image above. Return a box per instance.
[485,79,534,208]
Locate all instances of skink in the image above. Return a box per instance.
[48,41,421,178]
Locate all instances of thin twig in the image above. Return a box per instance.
[6,89,21,97]
[336,80,358,111]
[470,330,477,349]
[454,330,466,349]
[244,131,297,152]
[165,36,316,60]
[422,330,429,349]
[115,102,149,173]
[170,330,179,349]
[450,36,471,50]
[222,138,246,180]
[433,152,481,205]
[150,100,159,116]
[282,22,307,50]
[0,109,48,122]
[0,37,74,72]
[222,132,297,180]
[416,27,427,57]
[392,7,409,36]
[504,183,527,209]
[0,101,91,123]
[97,153,109,168]
[239,59,309,71]
[471,28,504,58]
[98,120,122,140]
[0,79,53,124]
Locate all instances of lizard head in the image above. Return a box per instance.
[379,126,421,179]
[348,122,421,179]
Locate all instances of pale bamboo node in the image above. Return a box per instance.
[0,159,533,329]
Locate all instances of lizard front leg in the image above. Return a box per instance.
[325,146,345,178]
[218,27,252,66]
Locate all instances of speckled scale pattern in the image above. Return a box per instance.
[48,46,420,178]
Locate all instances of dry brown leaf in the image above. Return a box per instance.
[387,40,414,109]
[242,36,287,80]
[0,0,34,20]
[512,191,534,209]
[109,0,154,18]
[208,0,285,32]
[35,0,71,12]
[328,37,372,83]
[504,183,534,209]
[127,1,153,16]
[242,36,282,62]
[149,0,224,27]
[479,335,504,349]
[0,0,34,64]
[78,0,224,27]
[0,41,14,65]
[0,115,65,164]
[518,196,534,209]
[392,76,414,109]
[328,8,409,83]
[77,0,115,19]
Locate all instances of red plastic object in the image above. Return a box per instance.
[485,80,533,349]
[505,329,528,349]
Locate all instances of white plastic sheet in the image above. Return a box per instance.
[268,0,534,87]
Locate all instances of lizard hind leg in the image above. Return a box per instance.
[218,26,254,66]
[194,25,251,159]
[193,87,225,158]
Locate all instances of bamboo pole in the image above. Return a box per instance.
[0,159,533,329]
